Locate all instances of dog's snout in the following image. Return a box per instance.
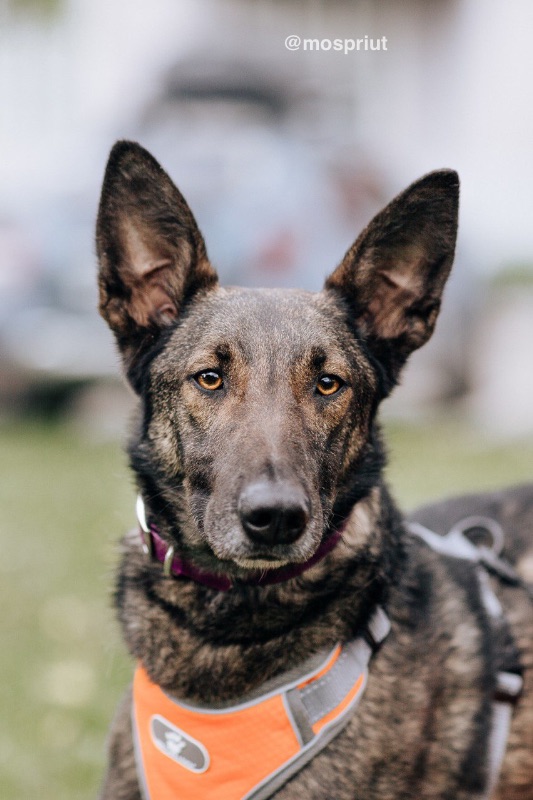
[238,481,310,546]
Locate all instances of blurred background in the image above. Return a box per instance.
[1,0,532,797]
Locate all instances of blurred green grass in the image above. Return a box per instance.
[0,416,532,799]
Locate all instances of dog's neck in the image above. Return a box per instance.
[136,494,346,591]
[118,485,399,702]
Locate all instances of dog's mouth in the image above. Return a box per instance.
[203,516,324,572]
[199,511,345,582]
[232,555,292,570]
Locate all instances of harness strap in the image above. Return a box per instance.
[408,519,524,800]
[132,607,390,800]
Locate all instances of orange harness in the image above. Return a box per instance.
[132,608,390,800]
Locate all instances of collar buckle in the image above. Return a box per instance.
[136,495,154,558]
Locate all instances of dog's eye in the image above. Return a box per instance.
[195,371,224,391]
[316,375,343,397]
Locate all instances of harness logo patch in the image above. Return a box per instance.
[150,715,210,773]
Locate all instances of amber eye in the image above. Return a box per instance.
[316,374,343,397]
[195,370,224,391]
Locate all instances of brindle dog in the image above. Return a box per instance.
[96,141,533,799]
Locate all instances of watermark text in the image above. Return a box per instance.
[285,35,388,54]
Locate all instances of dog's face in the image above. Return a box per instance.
[97,142,459,573]
[137,286,377,569]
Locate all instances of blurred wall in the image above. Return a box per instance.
[1,0,533,272]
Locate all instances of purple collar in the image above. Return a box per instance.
[136,495,343,591]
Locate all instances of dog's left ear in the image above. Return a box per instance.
[96,141,218,372]
[325,170,459,389]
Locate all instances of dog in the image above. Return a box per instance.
[96,141,533,799]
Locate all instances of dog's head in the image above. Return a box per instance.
[96,142,458,575]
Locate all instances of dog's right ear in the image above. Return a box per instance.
[325,170,459,393]
[96,141,218,375]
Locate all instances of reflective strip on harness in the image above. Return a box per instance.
[132,608,390,800]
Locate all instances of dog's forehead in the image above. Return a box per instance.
[172,286,352,364]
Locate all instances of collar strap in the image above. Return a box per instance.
[136,495,343,591]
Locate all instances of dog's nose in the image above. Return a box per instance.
[238,481,310,546]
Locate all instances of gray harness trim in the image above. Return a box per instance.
[242,607,390,800]
[408,518,524,800]
[300,638,370,726]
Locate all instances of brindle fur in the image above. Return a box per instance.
[96,141,533,799]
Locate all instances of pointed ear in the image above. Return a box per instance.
[96,141,218,371]
[325,170,459,389]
